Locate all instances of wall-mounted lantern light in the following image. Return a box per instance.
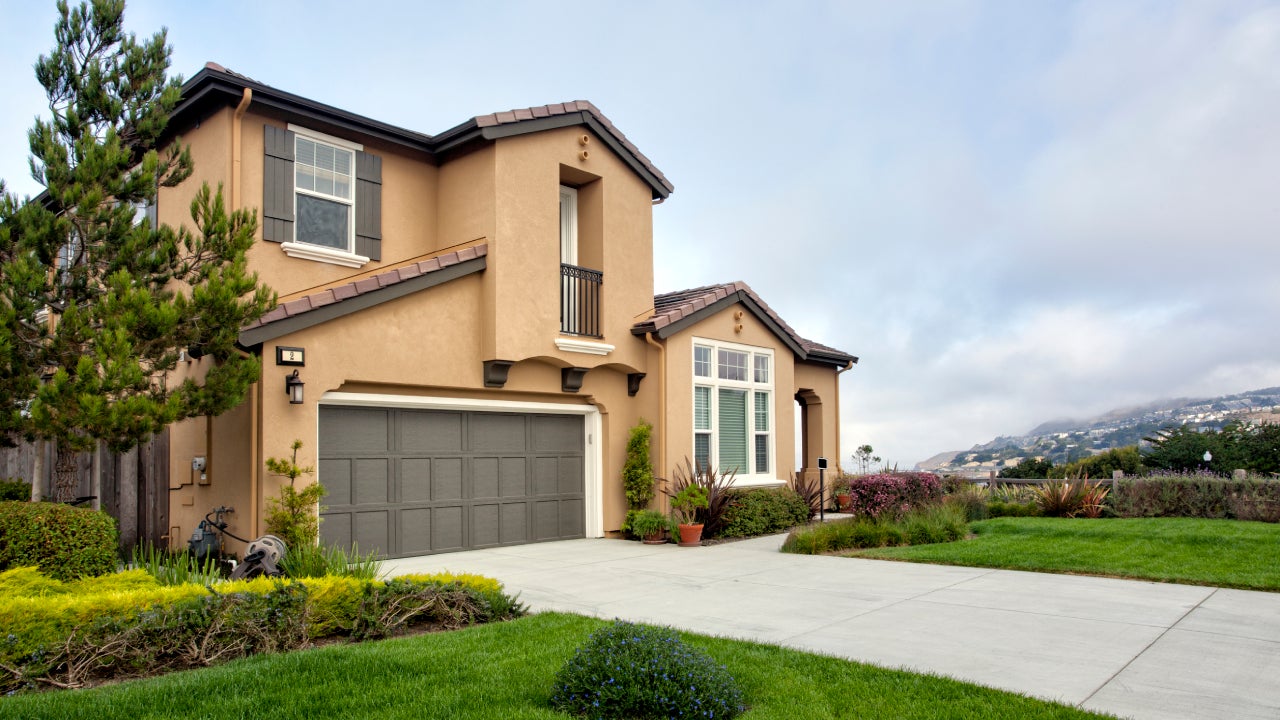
[285,369,305,405]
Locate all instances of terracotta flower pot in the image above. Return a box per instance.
[836,493,852,512]
[677,523,703,547]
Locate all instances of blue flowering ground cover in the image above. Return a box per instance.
[550,620,745,719]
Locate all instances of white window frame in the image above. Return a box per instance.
[282,124,369,268]
[559,185,578,266]
[692,338,775,485]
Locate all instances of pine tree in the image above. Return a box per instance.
[0,0,275,500]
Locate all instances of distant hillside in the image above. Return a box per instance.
[916,387,1280,476]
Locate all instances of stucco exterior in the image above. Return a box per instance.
[156,64,853,555]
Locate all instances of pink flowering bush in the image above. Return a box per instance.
[843,472,943,520]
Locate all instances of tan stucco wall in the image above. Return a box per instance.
[794,360,845,472]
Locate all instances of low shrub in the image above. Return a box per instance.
[0,501,118,580]
[550,620,744,720]
[944,484,990,522]
[1110,474,1280,522]
[987,500,1041,518]
[0,479,30,501]
[842,472,943,520]
[780,504,967,555]
[0,567,524,693]
[621,509,673,540]
[717,487,810,538]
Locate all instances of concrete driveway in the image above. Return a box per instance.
[381,535,1280,720]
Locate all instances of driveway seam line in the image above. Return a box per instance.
[1077,587,1219,709]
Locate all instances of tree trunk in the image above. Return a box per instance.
[53,442,78,503]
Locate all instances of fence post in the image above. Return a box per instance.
[1232,469,1247,481]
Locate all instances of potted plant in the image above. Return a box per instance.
[671,485,709,546]
[624,509,673,544]
[832,476,852,513]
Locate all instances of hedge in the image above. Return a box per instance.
[0,567,523,693]
[717,487,810,538]
[1110,475,1280,522]
[0,501,118,580]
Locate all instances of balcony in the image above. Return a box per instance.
[560,263,602,338]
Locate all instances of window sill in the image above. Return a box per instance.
[281,242,369,269]
[555,337,614,356]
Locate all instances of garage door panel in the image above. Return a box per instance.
[500,458,527,497]
[560,498,585,537]
[401,411,463,453]
[354,510,390,556]
[354,458,390,505]
[501,502,528,543]
[320,407,584,558]
[471,414,526,452]
[321,512,352,549]
[320,458,352,506]
[400,458,431,503]
[533,500,560,540]
[432,506,465,551]
[432,458,463,500]
[399,508,431,555]
[533,457,558,495]
[557,458,583,494]
[322,407,390,453]
[472,503,499,547]
[533,415,583,452]
[472,457,499,499]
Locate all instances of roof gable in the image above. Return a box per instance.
[632,282,857,368]
[175,64,672,199]
[238,245,487,347]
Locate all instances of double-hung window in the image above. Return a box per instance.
[693,340,773,482]
[294,131,356,251]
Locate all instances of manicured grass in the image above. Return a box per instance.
[853,517,1280,591]
[0,613,1111,719]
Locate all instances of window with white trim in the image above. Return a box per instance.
[294,132,356,251]
[693,340,773,481]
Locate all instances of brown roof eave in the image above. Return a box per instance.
[635,290,807,358]
[171,67,436,155]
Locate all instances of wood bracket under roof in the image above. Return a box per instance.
[627,373,645,397]
[483,359,515,388]
[561,367,590,393]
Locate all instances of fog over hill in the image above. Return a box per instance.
[917,387,1280,475]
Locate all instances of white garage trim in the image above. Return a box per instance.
[319,391,604,539]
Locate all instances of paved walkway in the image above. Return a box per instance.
[381,535,1280,720]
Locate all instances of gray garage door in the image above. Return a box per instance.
[318,406,585,558]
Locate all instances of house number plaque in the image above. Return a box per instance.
[276,346,305,366]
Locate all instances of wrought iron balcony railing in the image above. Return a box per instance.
[560,263,602,338]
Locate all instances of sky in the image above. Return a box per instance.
[3,0,1279,469]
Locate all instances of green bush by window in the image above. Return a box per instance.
[550,620,744,719]
[717,487,810,538]
[0,501,117,580]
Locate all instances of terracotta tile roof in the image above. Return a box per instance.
[473,100,674,195]
[634,281,856,365]
[241,245,487,333]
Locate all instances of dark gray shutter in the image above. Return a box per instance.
[355,151,382,260]
[262,125,295,243]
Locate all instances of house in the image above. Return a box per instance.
[159,63,855,558]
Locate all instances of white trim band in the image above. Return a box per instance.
[555,337,615,356]
[281,242,369,268]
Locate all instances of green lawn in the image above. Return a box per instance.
[853,517,1280,591]
[0,613,1111,720]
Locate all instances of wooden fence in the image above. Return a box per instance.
[0,430,170,553]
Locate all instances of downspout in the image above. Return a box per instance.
[231,88,252,209]
[643,332,667,492]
